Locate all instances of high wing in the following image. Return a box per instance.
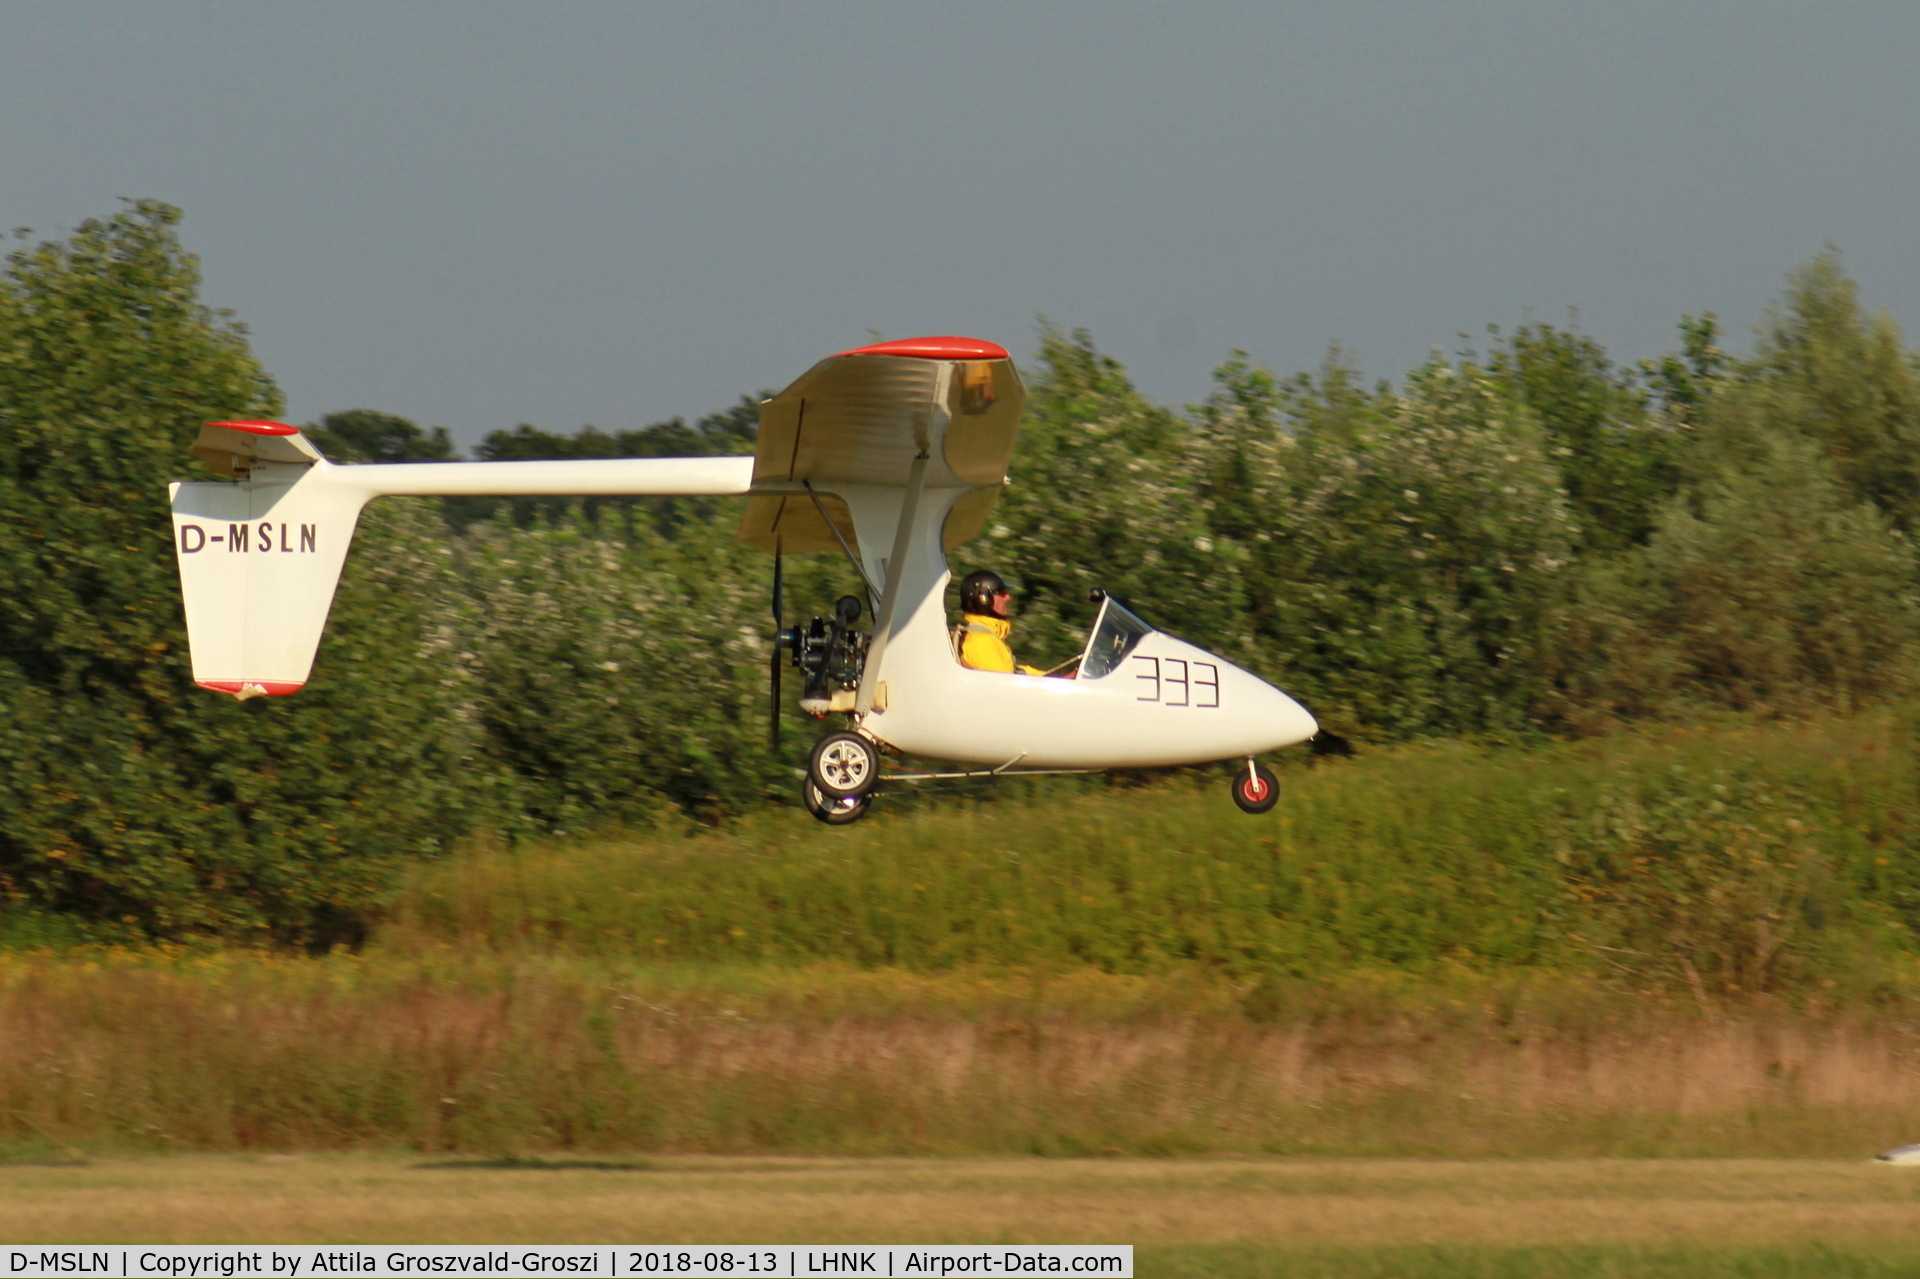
[737,337,1025,557]
[733,337,1027,719]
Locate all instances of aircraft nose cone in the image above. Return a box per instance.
[1209,653,1316,754]
[1262,682,1318,750]
[1133,634,1318,761]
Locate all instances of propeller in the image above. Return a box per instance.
[769,551,784,748]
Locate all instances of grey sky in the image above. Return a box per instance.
[6,2,1918,447]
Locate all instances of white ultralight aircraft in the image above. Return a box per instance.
[169,336,1318,823]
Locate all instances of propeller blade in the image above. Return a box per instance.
[769,551,784,749]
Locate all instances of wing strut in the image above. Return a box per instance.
[855,449,928,716]
[805,480,879,607]
[854,364,948,716]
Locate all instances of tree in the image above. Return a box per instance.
[1640,312,1732,426]
[456,398,763,531]
[968,326,1243,670]
[1543,432,1919,725]
[0,203,477,943]
[452,505,843,826]
[1739,253,1920,533]
[474,397,761,462]
[1489,323,1680,552]
[1260,359,1577,738]
[305,409,455,463]
[1190,348,1395,689]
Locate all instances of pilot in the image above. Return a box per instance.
[956,569,1045,675]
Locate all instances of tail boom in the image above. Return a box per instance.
[172,421,756,698]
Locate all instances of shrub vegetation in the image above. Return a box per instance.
[6,201,1920,973]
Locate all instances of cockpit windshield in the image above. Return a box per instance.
[1079,596,1155,680]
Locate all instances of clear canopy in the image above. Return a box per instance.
[1078,596,1155,680]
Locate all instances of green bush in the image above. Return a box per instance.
[390,712,1920,995]
[12,202,1920,949]
[0,204,479,943]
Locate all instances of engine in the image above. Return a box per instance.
[781,594,869,715]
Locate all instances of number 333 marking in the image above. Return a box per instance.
[1132,656,1219,707]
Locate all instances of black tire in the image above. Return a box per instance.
[810,730,880,798]
[1230,762,1280,814]
[803,779,870,825]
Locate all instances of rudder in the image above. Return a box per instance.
[171,423,370,698]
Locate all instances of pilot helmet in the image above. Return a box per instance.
[960,569,1010,615]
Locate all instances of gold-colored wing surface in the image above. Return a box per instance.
[738,337,1024,555]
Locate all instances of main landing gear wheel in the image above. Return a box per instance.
[1231,761,1280,814]
[803,778,871,825]
[809,730,879,799]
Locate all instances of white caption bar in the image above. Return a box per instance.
[3,1246,1131,1278]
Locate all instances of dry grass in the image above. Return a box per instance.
[7,956,1920,1157]
[3,1155,1920,1247]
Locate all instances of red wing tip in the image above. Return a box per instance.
[207,420,300,436]
[197,679,304,699]
[835,336,1009,361]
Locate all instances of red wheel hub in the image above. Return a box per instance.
[1241,777,1269,803]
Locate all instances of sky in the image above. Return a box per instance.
[5,1,1918,448]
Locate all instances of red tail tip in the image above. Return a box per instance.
[197,679,304,699]
[206,420,300,436]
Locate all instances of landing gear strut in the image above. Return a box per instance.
[1231,759,1280,814]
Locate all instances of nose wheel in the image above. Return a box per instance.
[809,729,880,799]
[1231,760,1280,814]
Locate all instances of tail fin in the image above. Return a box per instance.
[171,422,370,699]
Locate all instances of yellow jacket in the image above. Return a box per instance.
[957,613,1042,675]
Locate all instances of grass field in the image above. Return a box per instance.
[5,1155,1920,1276]
[7,712,1920,1159]
[7,952,1920,1157]
[12,714,1920,1270]
[382,709,1920,991]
